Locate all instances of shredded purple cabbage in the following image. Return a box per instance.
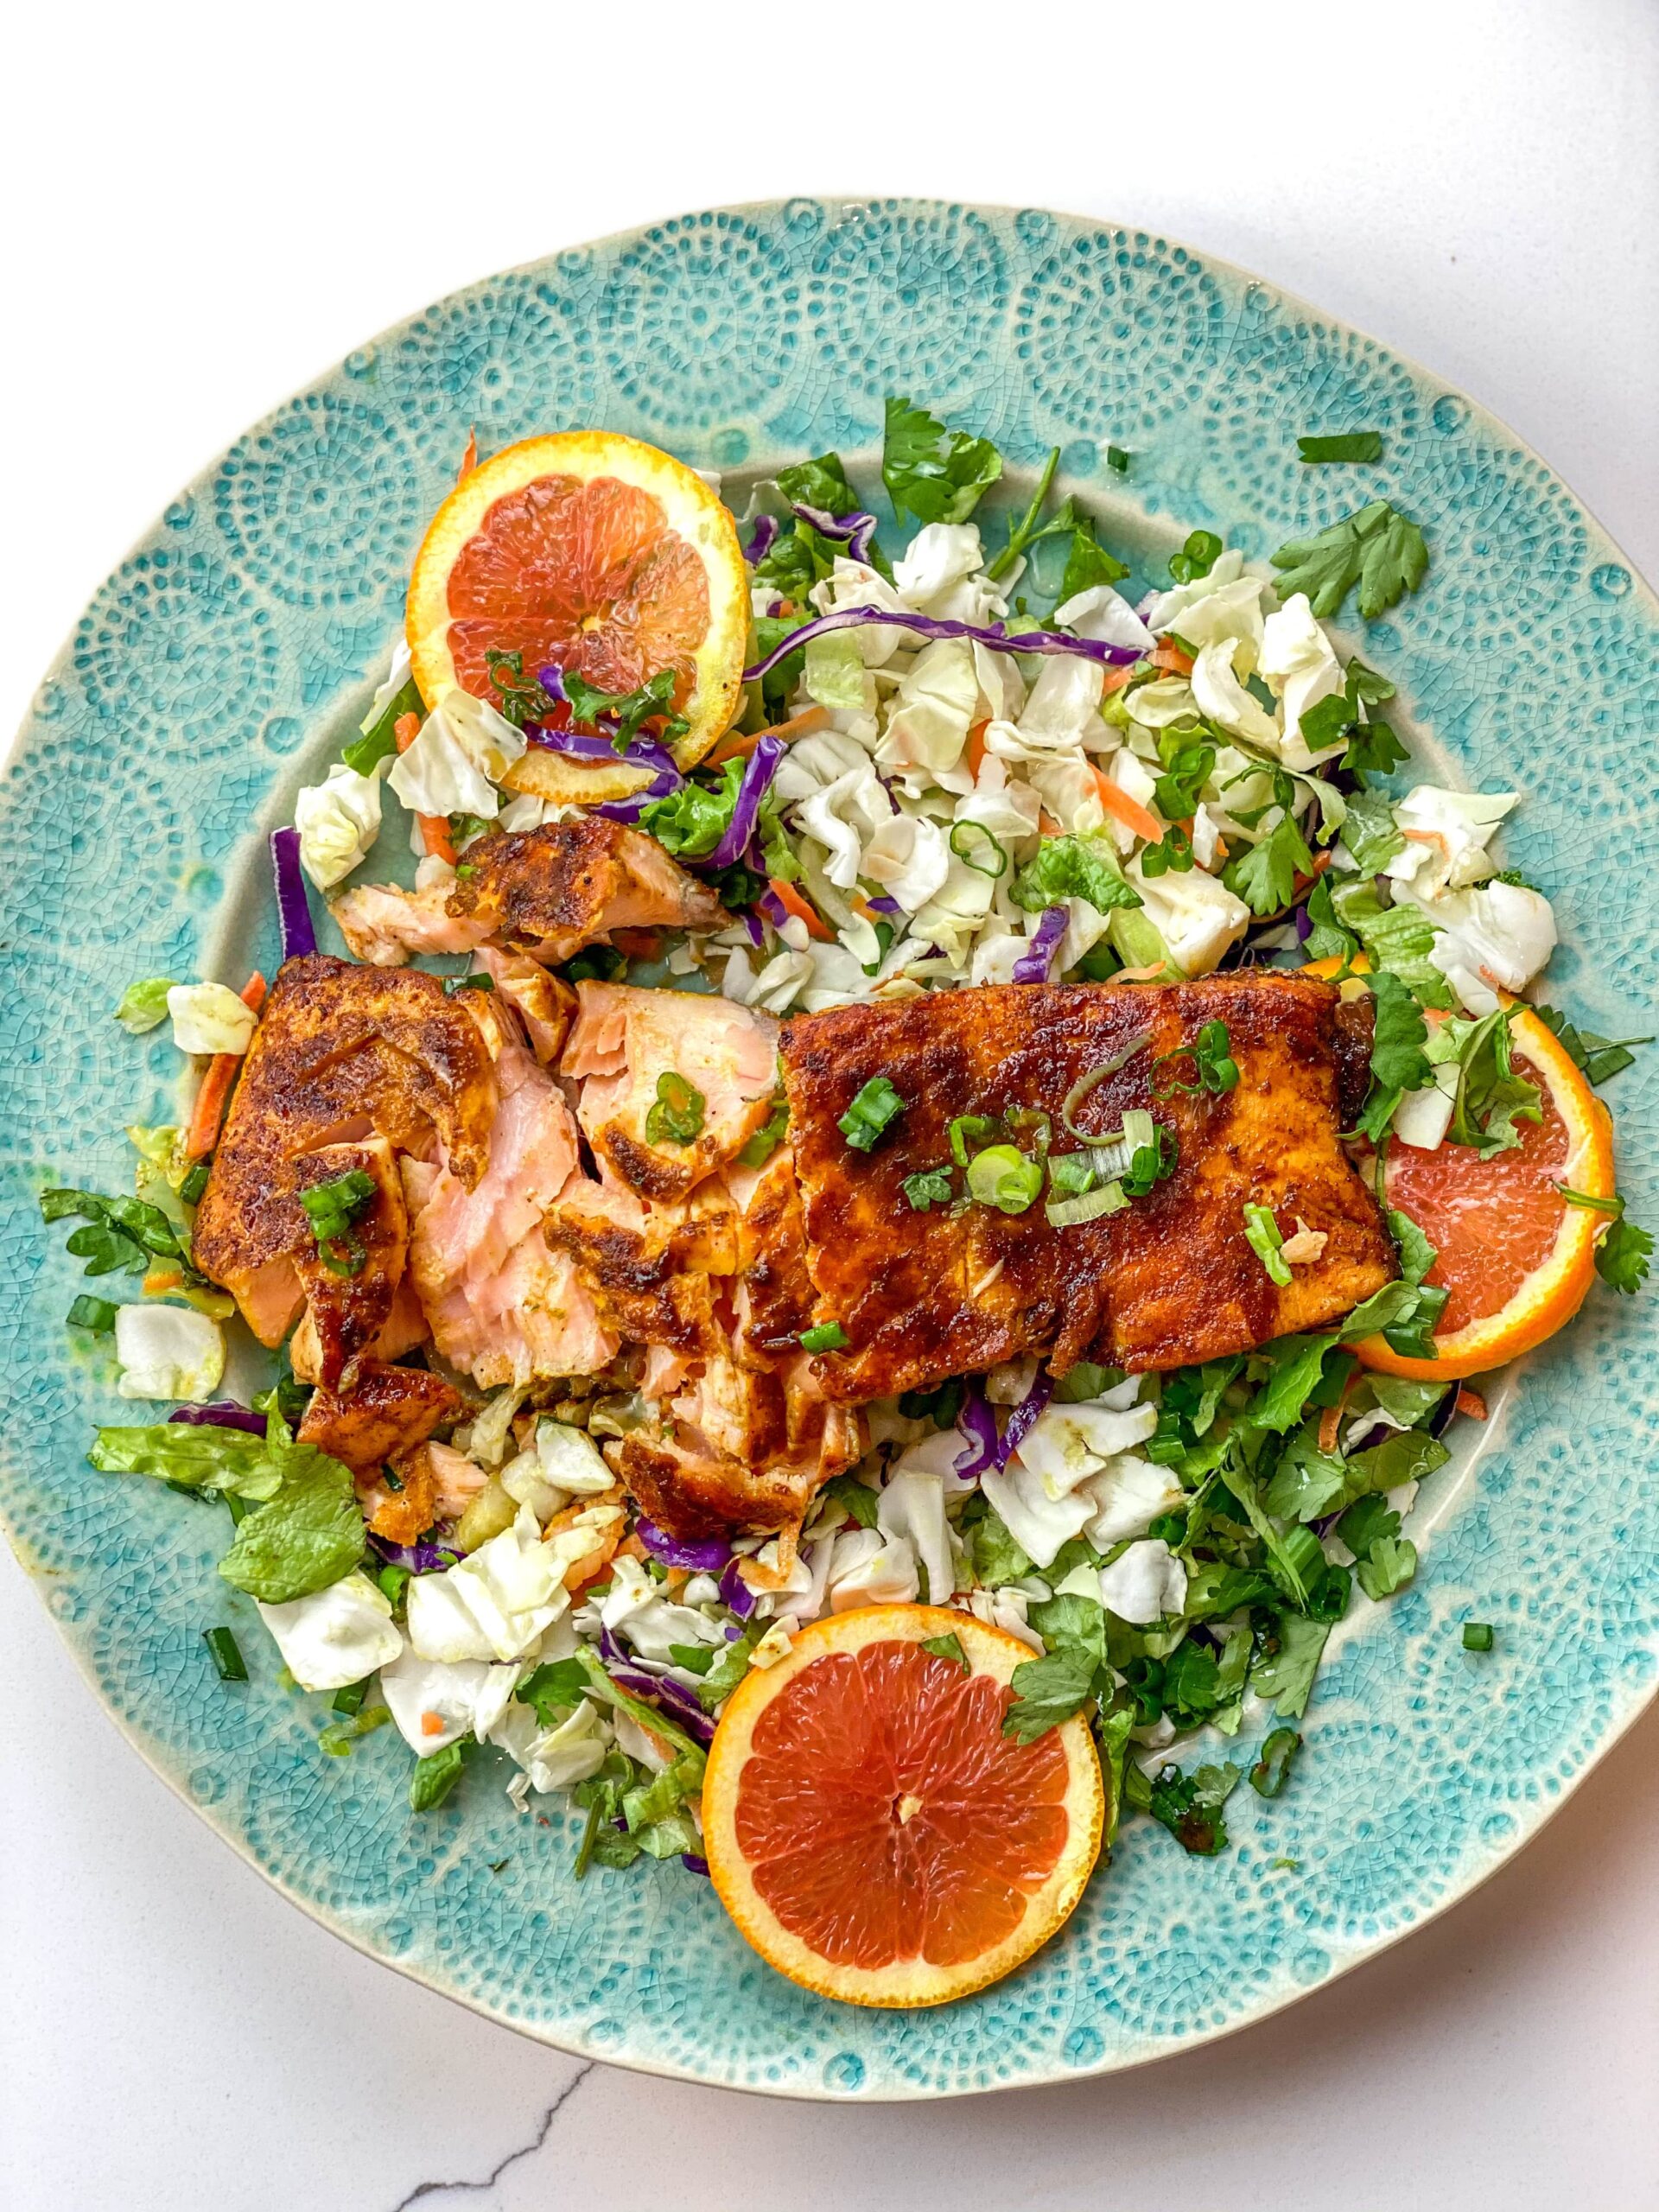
[536,664,569,704]
[742,909,766,948]
[1012,905,1070,984]
[951,1388,1000,1478]
[791,504,880,565]
[525,722,683,801]
[708,734,785,872]
[746,515,780,563]
[1294,903,1314,944]
[996,1370,1054,1469]
[866,893,902,916]
[637,1520,732,1573]
[681,1851,711,1876]
[609,1662,716,1746]
[366,1529,461,1575]
[269,827,317,962]
[743,605,1143,683]
[718,1556,757,1618]
[756,885,790,931]
[168,1402,266,1436]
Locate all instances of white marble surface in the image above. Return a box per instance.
[3,3,1657,2205]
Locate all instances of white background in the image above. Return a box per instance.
[3,3,1656,2206]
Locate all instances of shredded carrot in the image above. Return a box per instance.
[1402,827,1452,856]
[1317,1402,1344,1456]
[185,1054,240,1160]
[143,1268,184,1296]
[420,1711,447,1737]
[964,719,990,779]
[1091,767,1164,846]
[1038,808,1064,836]
[1150,640,1194,676]
[767,877,834,941]
[183,971,268,1160]
[706,702,831,767]
[394,711,458,862]
[1290,851,1333,899]
[455,427,478,483]
[1455,1387,1489,1421]
[1100,664,1140,696]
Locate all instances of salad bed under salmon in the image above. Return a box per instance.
[49,404,1649,1998]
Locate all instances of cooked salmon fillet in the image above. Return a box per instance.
[404,1042,618,1388]
[779,974,1395,1402]
[473,947,575,1063]
[193,955,498,1347]
[333,819,728,968]
[283,1136,410,1391]
[560,981,778,1200]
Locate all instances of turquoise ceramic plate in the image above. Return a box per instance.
[3,200,1656,2099]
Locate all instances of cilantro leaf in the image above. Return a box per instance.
[1223,814,1314,917]
[1027,1592,1107,1665]
[1357,1535,1418,1600]
[919,1632,969,1670]
[1270,500,1430,622]
[1056,518,1130,603]
[1249,1726,1304,1796]
[518,1657,588,1726]
[1127,1758,1240,1855]
[819,1473,879,1529]
[1245,1333,1341,1434]
[902,1163,956,1211]
[882,397,1002,525]
[696,1624,764,1711]
[1002,1644,1105,1744]
[774,451,861,518]
[1249,1614,1330,1719]
[1336,1492,1401,1556]
[1597,1216,1653,1295]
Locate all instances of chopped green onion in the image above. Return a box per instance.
[644,1070,705,1147]
[1554,1185,1623,1214]
[1167,530,1223,586]
[901,1164,956,1211]
[377,1562,411,1609]
[299,1167,378,1279]
[1243,1202,1292,1286]
[838,1076,906,1153]
[1249,1726,1303,1797]
[332,1678,369,1717]
[1045,1180,1128,1229]
[800,1321,849,1353]
[948,1113,995,1166]
[1059,1039,1152,1136]
[965,1144,1044,1215]
[67,1294,119,1333]
[1462,1621,1495,1653]
[1106,446,1130,474]
[1153,1020,1240,1097]
[738,1099,789,1169]
[1046,1152,1096,1198]
[203,1626,248,1682]
[1297,432,1383,464]
[949,821,1007,879]
[409,1739,470,1809]
[443,970,494,995]
[179,1161,211,1205]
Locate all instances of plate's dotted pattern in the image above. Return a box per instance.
[0,200,1656,2101]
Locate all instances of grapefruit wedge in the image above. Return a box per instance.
[1357,1002,1615,1379]
[702,1606,1103,2008]
[405,430,748,804]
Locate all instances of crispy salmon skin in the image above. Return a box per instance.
[779,974,1395,1402]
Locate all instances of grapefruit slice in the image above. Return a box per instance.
[702,1605,1103,2008]
[1356,1002,1615,1380]
[405,431,748,805]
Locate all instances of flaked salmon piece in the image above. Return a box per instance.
[404,1043,619,1388]
[331,879,489,966]
[297,1359,461,1477]
[560,980,778,1200]
[290,1271,429,1387]
[729,1147,817,1365]
[362,1438,488,1543]
[607,1381,863,1541]
[193,955,497,1347]
[474,947,575,1064]
[545,1173,728,1361]
[446,819,728,961]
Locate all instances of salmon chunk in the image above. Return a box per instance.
[297,1360,461,1477]
[446,818,729,960]
[779,974,1396,1402]
[404,1043,618,1388]
[330,878,489,967]
[192,955,498,1346]
[560,981,778,1200]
